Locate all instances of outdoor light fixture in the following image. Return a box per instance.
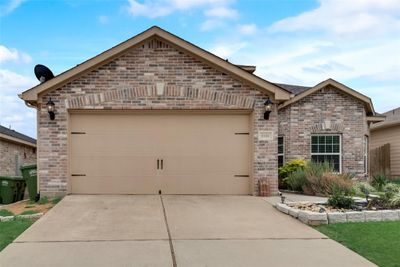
[264,98,273,120]
[46,98,55,120]
[279,192,286,204]
[365,189,370,202]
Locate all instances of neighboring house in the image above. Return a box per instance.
[370,107,400,178]
[19,26,383,197]
[0,125,36,176]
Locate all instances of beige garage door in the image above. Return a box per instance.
[70,112,250,195]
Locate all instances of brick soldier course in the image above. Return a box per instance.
[20,26,382,197]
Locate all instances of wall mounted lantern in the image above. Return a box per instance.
[264,98,273,120]
[46,98,55,120]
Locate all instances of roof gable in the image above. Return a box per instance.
[278,78,378,116]
[20,26,291,105]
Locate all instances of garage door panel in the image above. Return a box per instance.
[161,156,248,174]
[161,174,250,195]
[72,135,157,155]
[70,113,250,195]
[71,175,160,194]
[71,156,157,177]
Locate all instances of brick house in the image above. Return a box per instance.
[0,125,36,176]
[19,26,383,197]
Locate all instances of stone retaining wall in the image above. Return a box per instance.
[275,202,400,225]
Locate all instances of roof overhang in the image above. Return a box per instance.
[371,120,400,131]
[20,26,291,106]
[278,78,378,115]
[0,133,37,148]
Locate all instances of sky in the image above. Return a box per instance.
[0,0,399,138]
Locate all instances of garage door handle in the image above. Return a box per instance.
[161,159,164,170]
[157,159,160,170]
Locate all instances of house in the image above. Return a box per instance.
[19,26,383,197]
[370,107,400,178]
[0,125,36,176]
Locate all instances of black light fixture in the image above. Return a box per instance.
[46,98,55,120]
[264,97,273,120]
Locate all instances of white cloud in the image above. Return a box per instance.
[210,42,247,59]
[126,0,234,18]
[269,0,400,38]
[0,45,37,137]
[0,69,37,137]
[237,23,257,35]
[0,45,32,64]
[200,19,226,31]
[204,6,238,19]
[205,0,400,113]
[98,15,109,24]
[0,0,25,16]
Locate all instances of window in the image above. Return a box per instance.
[311,135,341,172]
[278,136,284,168]
[364,136,369,174]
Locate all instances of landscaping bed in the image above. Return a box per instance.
[0,196,61,220]
[275,201,400,225]
[276,160,400,225]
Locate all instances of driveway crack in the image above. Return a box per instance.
[160,195,177,267]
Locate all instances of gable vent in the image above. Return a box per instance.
[142,39,170,49]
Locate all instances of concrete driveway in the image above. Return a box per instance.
[0,195,375,267]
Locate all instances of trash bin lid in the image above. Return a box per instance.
[0,176,24,181]
[20,164,37,170]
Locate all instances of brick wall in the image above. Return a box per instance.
[38,38,278,196]
[0,139,36,176]
[278,85,369,177]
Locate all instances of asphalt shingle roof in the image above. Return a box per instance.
[273,83,311,95]
[0,125,36,145]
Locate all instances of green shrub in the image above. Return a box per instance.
[305,171,354,196]
[384,183,400,193]
[51,197,62,204]
[37,196,49,205]
[19,210,40,215]
[278,159,306,189]
[285,168,307,192]
[371,174,388,191]
[284,161,354,196]
[327,187,355,209]
[353,182,376,197]
[0,209,14,216]
[389,192,400,208]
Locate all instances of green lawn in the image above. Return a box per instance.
[316,221,400,267]
[0,220,34,251]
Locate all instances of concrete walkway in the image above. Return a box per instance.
[264,192,328,205]
[0,195,375,267]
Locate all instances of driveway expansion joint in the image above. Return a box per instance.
[160,195,177,267]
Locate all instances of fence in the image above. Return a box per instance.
[370,143,391,178]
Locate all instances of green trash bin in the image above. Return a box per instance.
[0,176,22,204]
[16,179,26,201]
[20,164,37,201]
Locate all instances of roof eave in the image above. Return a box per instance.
[278,78,376,115]
[0,133,36,148]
